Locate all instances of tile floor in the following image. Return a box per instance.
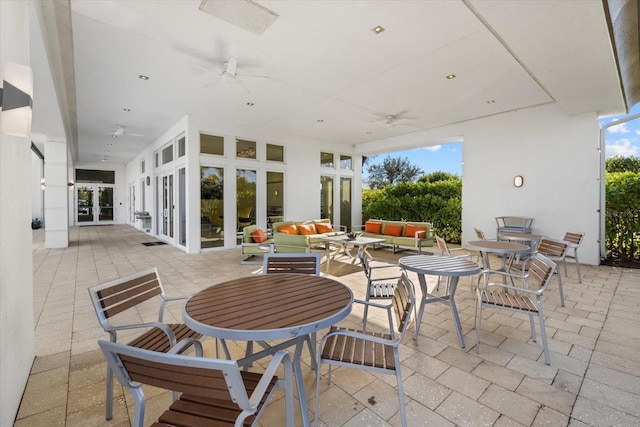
[14,225,640,426]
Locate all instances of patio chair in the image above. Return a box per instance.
[262,252,321,275]
[98,339,294,427]
[315,272,416,427]
[475,253,557,365]
[535,238,568,307]
[562,232,584,283]
[88,268,205,420]
[435,235,476,289]
[357,246,402,329]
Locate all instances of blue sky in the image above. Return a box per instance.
[364,103,640,178]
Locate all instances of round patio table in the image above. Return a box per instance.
[183,273,353,427]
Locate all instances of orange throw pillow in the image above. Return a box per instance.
[383,224,403,237]
[250,229,267,243]
[278,224,297,235]
[298,223,317,235]
[315,222,334,233]
[405,224,426,238]
[364,221,382,234]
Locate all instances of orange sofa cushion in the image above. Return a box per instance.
[364,221,382,234]
[315,222,334,233]
[298,223,317,235]
[278,224,298,235]
[250,229,267,243]
[383,224,403,237]
[405,224,426,238]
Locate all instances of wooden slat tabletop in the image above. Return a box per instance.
[466,240,530,255]
[183,274,353,341]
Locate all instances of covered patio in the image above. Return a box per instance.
[16,225,640,426]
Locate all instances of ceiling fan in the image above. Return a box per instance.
[106,125,145,138]
[373,112,414,129]
[197,56,269,93]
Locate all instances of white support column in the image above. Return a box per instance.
[44,139,69,248]
[0,1,35,425]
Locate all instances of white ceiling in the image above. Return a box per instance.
[29,0,625,164]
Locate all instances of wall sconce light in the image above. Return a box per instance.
[0,62,33,137]
[68,181,74,188]
[274,189,279,196]
[513,175,524,188]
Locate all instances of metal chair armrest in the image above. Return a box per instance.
[247,350,292,408]
[105,321,177,343]
[167,337,203,355]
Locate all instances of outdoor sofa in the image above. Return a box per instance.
[354,219,434,254]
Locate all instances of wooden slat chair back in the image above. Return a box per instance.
[357,248,400,329]
[262,252,321,276]
[88,268,203,420]
[562,232,584,283]
[435,235,475,289]
[98,340,294,427]
[475,253,557,365]
[535,238,568,306]
[315,272,416,427]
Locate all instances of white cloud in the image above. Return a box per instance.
[607,121,630,134]
[422,145,441,152]
[606,138,639,157]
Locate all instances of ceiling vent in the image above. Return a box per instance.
[199,0,279,35]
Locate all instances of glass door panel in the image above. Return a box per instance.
[98,186,114,222]
[321,176,334,224]
[158,173,174,242]
[77,186,94,223]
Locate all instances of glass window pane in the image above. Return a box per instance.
[154,152,159,168]
[201,134,224,155]
[340,155,352,170]
[266,143,284,162]
[162,144,173,164]
[141,159,145,174]
[75,169,115,184]
[320,176,334,223]
[237,169,257,240]
[178,136,186,157]
[236,139,256,159]
[321,152,334,168]
[340,177,352,231]
[267,171,284,228]
[201,166,224,249]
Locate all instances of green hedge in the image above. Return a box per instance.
[362,176,462,243]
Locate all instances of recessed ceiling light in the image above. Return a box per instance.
[246,102,254,106]
[139,75,149,80]
[446,74,456,80]
[372,25,385,34]
[366,131,372,134]
[123,108,131,112]
[487,99,496,104]
[317,119,324,123]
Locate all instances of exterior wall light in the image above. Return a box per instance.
[0,62,33,137]
[514,175,524,188]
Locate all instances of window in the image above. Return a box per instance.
[266,143,284,162]
[340,155,352,170]
[154,152,159,168]
[162,144,174,165]
[237,169,257,242]
[236,139,256,159]
[267,171,284,226]
[201,166,224,249]
[321,152,334,168]
[320,176,334,223]
[178,135,186,158]
[340,177,352,231]
[201,134,224,155]
[75,169,115,184]
[141,159,145,174]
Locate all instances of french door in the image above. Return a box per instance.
[76,185,115,225]
[156,172,175,243]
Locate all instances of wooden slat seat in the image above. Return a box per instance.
[315,272,415,427]
[88,268,204,420]
[99,340,294,427]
